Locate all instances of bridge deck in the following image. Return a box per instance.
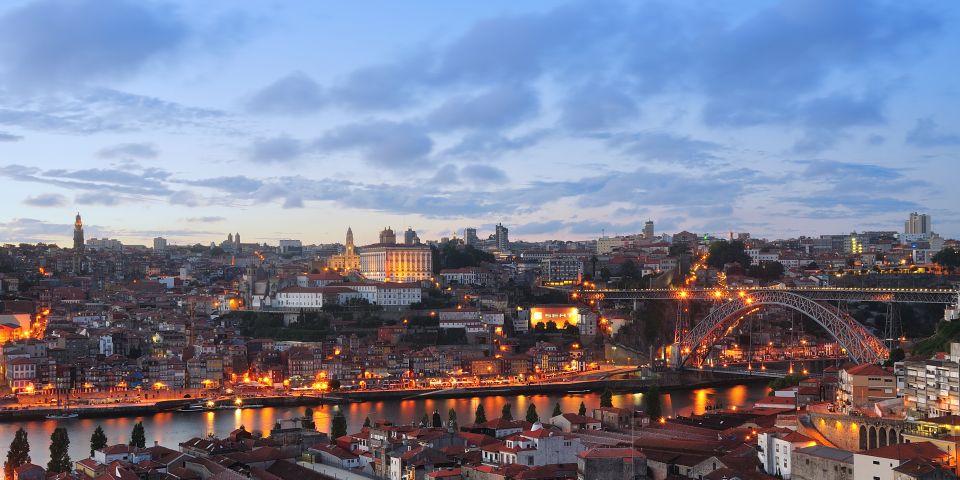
[576,286,959,303]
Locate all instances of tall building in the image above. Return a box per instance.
[73,213,84,251]
[153,237,167,251]
[902,343,960,418]
[464,228,479,246]
[327,227,360,271]
[494,223,509,251]
[379,227,397,244]
[234,232,241,254]
[403,228,420,245]
[905,212,932,236]
[643,220,654,239]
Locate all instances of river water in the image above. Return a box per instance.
[0,383,768,467]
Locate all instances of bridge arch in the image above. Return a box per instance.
[675,290,888,368]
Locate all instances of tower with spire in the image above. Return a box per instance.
[327,227,360,271]
[73,212,84,252]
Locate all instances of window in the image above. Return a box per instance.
[873,461,880,465]
[527,457,534,466]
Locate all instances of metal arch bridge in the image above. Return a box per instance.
[576,286,960,304]
[669,290,889,369]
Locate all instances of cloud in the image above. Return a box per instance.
[0,164,173,197]
[428,164,460,185]
[249,136,306,163]
[0,88,227,134]
[168,190,205,207]
[181,176,263,193]
[442,130,547,159]
[76,192,123,206]
[560,83,638,131]
[0,131,22,141]
[0,0,189,86]
[315,121,433,167]
[22,193,66,207]
[245,72,325,115]
[460,165,507,184]
[0,218,76,244]
[426,84,539,131]
[906,117,960,147]
[183,216,225,223]
[98,142,158,159]
[607,131,723,165]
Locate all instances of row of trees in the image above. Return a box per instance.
[4,422,146,478]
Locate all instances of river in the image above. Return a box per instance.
[0,383,768,467]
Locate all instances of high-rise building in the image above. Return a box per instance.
[403,228,420,245]
[905,212,932,236]
[464,228,479,246]
[495,223,509,251]
[153,237,167,251]
[379,227,397,245]
[73,213,84,251]
[643,220,654,239]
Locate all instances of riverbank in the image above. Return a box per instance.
[0,371,769,422]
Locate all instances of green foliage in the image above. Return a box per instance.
[47,428,71,473]
[600,388,613,408]
[302,407,316,430]
[748,261,785,282]
[363,417,372,428]
[913,321,960,356]
[645,385,662,420]
[578,401,587,416]
[932,247,960,272]
[525,404,539,423]
[420,413,430,426]
[475,404,487,424]
[448,409,458,430]
[707,240,752,270]
[129,422,146,448]
[432,411,443,428]
[501,403,513,421]
[4,428,30,480]
[883,347,906,367]
[438,243,495,270]
[90,425,107,457]
[331,409,348,441]
[552,403,563,417]
[768,373,808,392]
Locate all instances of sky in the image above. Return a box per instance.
[0,0,958,246]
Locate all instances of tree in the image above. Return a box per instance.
[47,428,71,473]
[432,410,442,428]
[748,261,785,282]
[884,347,906,367]
[578,401,587,416]
[600,388,613,408]
[933,247,960,273]
[706,240,752,270]
[363,417,372,428]
[645,386,662,420]
[552,403,563,417]
[501,403,513,421]
[129,422,146,449]
[475,404,487,424]
[331,409,347,441]
[302,407,316,430]
[420,413,430,427]
[448,409,458,430]
[4,428,30,480]
[90,425,107,457]
[525,404,539,423]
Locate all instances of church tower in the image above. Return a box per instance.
[345,227,355,256]
[73,213,84,251]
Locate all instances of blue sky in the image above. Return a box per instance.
[0,0,958,246]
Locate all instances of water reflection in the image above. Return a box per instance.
[0,383,768,467]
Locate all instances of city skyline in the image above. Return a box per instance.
[1,0,960,244]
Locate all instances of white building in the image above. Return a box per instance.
[359,243,433,283]
[902,343,960,418]
[481,423,585,467]
[853,442,947,480]
[757,430,816,479]
[99,335,114,356]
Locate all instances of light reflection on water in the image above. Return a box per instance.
[0,383,768,467]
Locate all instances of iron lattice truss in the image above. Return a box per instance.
[581,287,959,304]
[677,290,889,368]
